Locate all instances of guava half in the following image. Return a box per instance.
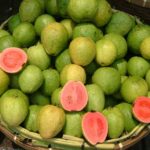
[0,47,27,73]
[82,112,108,145]
[133,96,150,123]
[60,80,88,111]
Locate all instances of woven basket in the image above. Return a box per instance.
[126,0,150,8]
[108,0,150,24]
[0,1,150,150]
[0,120,150,150]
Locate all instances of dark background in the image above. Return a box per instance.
[0,0,150,149]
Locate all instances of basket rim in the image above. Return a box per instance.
[126,0,150,8]
[108,0,150,24]
[0,121,150,150]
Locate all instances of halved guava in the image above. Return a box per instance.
[133,96,150,123]
[82,112,108,145]
[0,47,27,73]
[60,80,88,111]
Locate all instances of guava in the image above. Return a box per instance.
[140,36,150,60]
[112,59,127,76]
[8,13,21,33]
[34,14,56,36]
[0,69,10,95]
[72,23,103,42]
[0,35,20,52]
[69,37,96,66]
[27,43,51,70]
[127,24,150,54]
[127,56,150,78]
[85,84,105,112]
[116,103,138,132]
[0,47,27,73]
[41,22,68,56]
[51,87,62,107]
[12,22,37,47]
[96,38,117,66]
[63,112,83,138]
[38,105,65,139]
[57,0,70,18]
[103,107,124,139]
[105,11,134,36]
[0,89,29,127]
[92,67,121,95]
[0,29,10,38]
[41,68,60,96]
[67,0,98,22]
[19,0,43,22]
[103,33,127,59]
[60,64,86,86]
[133,96,150,123]
[93,0,112,27]
[19,65,44,93]
[60,80,88,111]
[24,105,42,132]
[45,0,59,16]
[121,76,148,103]
[82,112,108,145]
[60,19,75,40]
[55,49,71,72]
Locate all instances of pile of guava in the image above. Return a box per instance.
[0,0,150,146]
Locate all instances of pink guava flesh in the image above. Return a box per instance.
[60,80,88,111]
[133,96,150,123]
[0,47,27,73]
[82,112,108,145]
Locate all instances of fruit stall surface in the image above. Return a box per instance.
[0,0,150,150]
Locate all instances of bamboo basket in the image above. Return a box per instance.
[0,0,150,149]
[0,120,150,150]
[108,0,150,24]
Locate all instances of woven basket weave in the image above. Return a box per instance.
[127,0,150,8]
[108,0,150,24]
[0,120,150,150]
[0,1,150,150]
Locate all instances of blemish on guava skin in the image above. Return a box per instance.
[14,94,19,98]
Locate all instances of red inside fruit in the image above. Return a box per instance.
[60,80,88,111]
[133,96,150,123]
[0,47,27,73]
[82,112,108,145]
